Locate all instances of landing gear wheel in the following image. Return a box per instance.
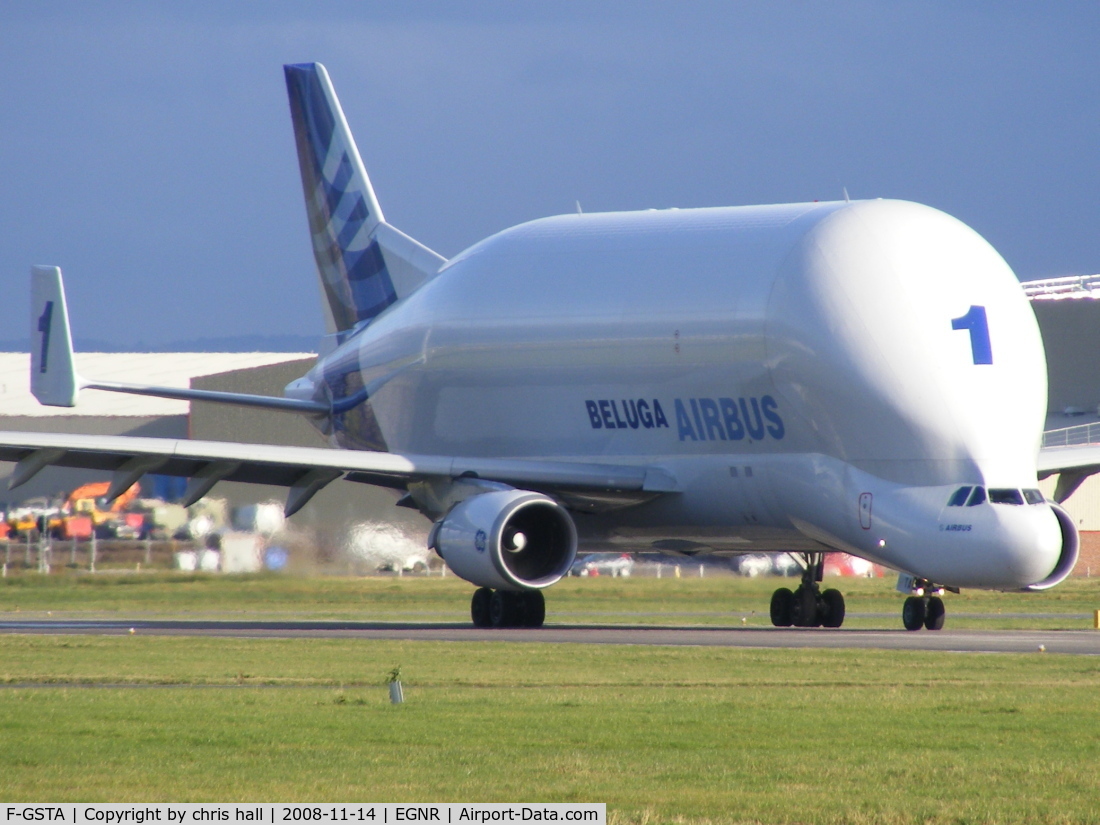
[490,590,522,628]
[771,553,846,629]
[471,587,493,628]
[770,588,794,627]
[792,586,820,627]
[902,596,927,631]
[522,590,546,628]
[924,596,946,631]
[821,588,846,628]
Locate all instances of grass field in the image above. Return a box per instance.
[2,636,1100,822]
[3,574,1100,821]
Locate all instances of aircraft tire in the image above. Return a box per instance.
[490,590,524,628]
[821,588,845,628]
[924,596,946,631]
[522,590,546,628]
[902,596,926,631]
[471,587,493,628]
[770,588,794,627]
[792,586,820,627]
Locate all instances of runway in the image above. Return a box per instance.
[2,619,1099,654]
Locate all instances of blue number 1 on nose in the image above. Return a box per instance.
[951,305,992,365]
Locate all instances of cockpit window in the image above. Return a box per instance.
[966,486,986,506]
[947,486,972,507]
[989,488,1025,505]
[1023,489,1045,505]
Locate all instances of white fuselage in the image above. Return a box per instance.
[301,198,1063,589]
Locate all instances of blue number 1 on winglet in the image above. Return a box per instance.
[951,305,992,365]
[37,301,54,374]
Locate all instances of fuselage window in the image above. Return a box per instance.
[989,488,1025,505]
[1023,489,1045,505]
[947,486,972,506]
[966,486,986,506]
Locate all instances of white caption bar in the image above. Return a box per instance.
[2,806,605,825]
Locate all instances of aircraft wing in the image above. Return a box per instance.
[0,431,678,517]
[1037,444,1100,503]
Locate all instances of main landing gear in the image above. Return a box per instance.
[470,587,546,628]
[769,552,846,628]
[900,578,950,631]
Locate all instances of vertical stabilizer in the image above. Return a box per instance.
[285,62,445,335]
[30,265,80,407]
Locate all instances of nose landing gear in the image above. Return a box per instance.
[898,576,952,631]
[769,552,846,628]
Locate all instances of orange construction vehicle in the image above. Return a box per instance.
[47,481,141,540]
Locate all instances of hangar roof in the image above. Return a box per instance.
[0,352,314,417]
[1024,274,1100,300]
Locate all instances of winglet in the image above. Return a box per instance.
[30,265,81,407]
[27,265,329,416]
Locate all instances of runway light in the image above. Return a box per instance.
[129,628,135,635]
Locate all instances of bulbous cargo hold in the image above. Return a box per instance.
[759,199,1072,591]
[341,199,1045,482]
[332,197,1070,601]
[765,199,1047,489]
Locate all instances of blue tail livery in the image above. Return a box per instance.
[284,62,445,334]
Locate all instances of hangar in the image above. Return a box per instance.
[1028,275,1100,574]
[0,352,313,501]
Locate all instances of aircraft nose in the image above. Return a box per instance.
[991,504,1065,587]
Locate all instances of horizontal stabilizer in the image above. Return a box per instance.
[79,378,329,415]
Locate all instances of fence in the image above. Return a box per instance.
[1,535,200,575]
[1042,422,1100,449]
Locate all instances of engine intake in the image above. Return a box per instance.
[435,490,577,590]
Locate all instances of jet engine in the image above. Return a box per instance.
[1024,501,1080,591]
[434,489,577,591]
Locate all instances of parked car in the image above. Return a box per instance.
[733,553,774,578]
[570,553,634,577]
[772,553,802,577]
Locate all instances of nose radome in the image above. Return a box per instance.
[992,505,1064,587]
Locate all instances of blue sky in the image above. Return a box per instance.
[3,2,1098,347]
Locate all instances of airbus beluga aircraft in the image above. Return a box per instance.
[3,63,1093,631]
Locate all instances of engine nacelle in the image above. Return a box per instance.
[434,490,577,591]
[1023,501,1080,591]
